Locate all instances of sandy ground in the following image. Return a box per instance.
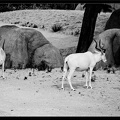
[39,29,78,49]
[0,30,120,116]
[0,68,120,116]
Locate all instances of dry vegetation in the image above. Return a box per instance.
[0,10,120,116]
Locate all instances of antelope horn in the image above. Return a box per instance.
[98,40,106,53]
[93,39,101,52]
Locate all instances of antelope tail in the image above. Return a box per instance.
[2,40,5,51]
[63,58,69,72]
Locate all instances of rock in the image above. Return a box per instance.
[105,9,120,67]
[0,23,64,70]
[88,9,120,70]
[89,29,120,70]
[82,74,85,78]
[75,3,85,10]
[33,44,64,70]
[29,72,32,76]
[91,75,96,82]
[24,77,27,80]
[105,9,120,30]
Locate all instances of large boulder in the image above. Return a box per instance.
[88,29,120,70]
[0,24,64,70]
[33,44,64,70]
[105,9,120,30]
[89,9,120,70]
[104,9,120,69]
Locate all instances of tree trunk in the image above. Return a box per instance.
[76,4,102,53]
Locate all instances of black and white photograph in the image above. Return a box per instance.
[0,2,120,116]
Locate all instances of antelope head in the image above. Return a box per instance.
[93,39,107,63]
[93,38,106,54]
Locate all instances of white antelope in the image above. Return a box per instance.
[61,39,107,91]
[0,40,6,79]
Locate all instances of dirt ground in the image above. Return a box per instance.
[0,30,120,116]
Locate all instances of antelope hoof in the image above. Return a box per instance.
[71,88,76,91]
[84,85,88,89]
[89,86,92,89]
[2,77,5,79]
[61,87,64,90]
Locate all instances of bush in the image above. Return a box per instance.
[74,29,80,36]
[51,24,63,32]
